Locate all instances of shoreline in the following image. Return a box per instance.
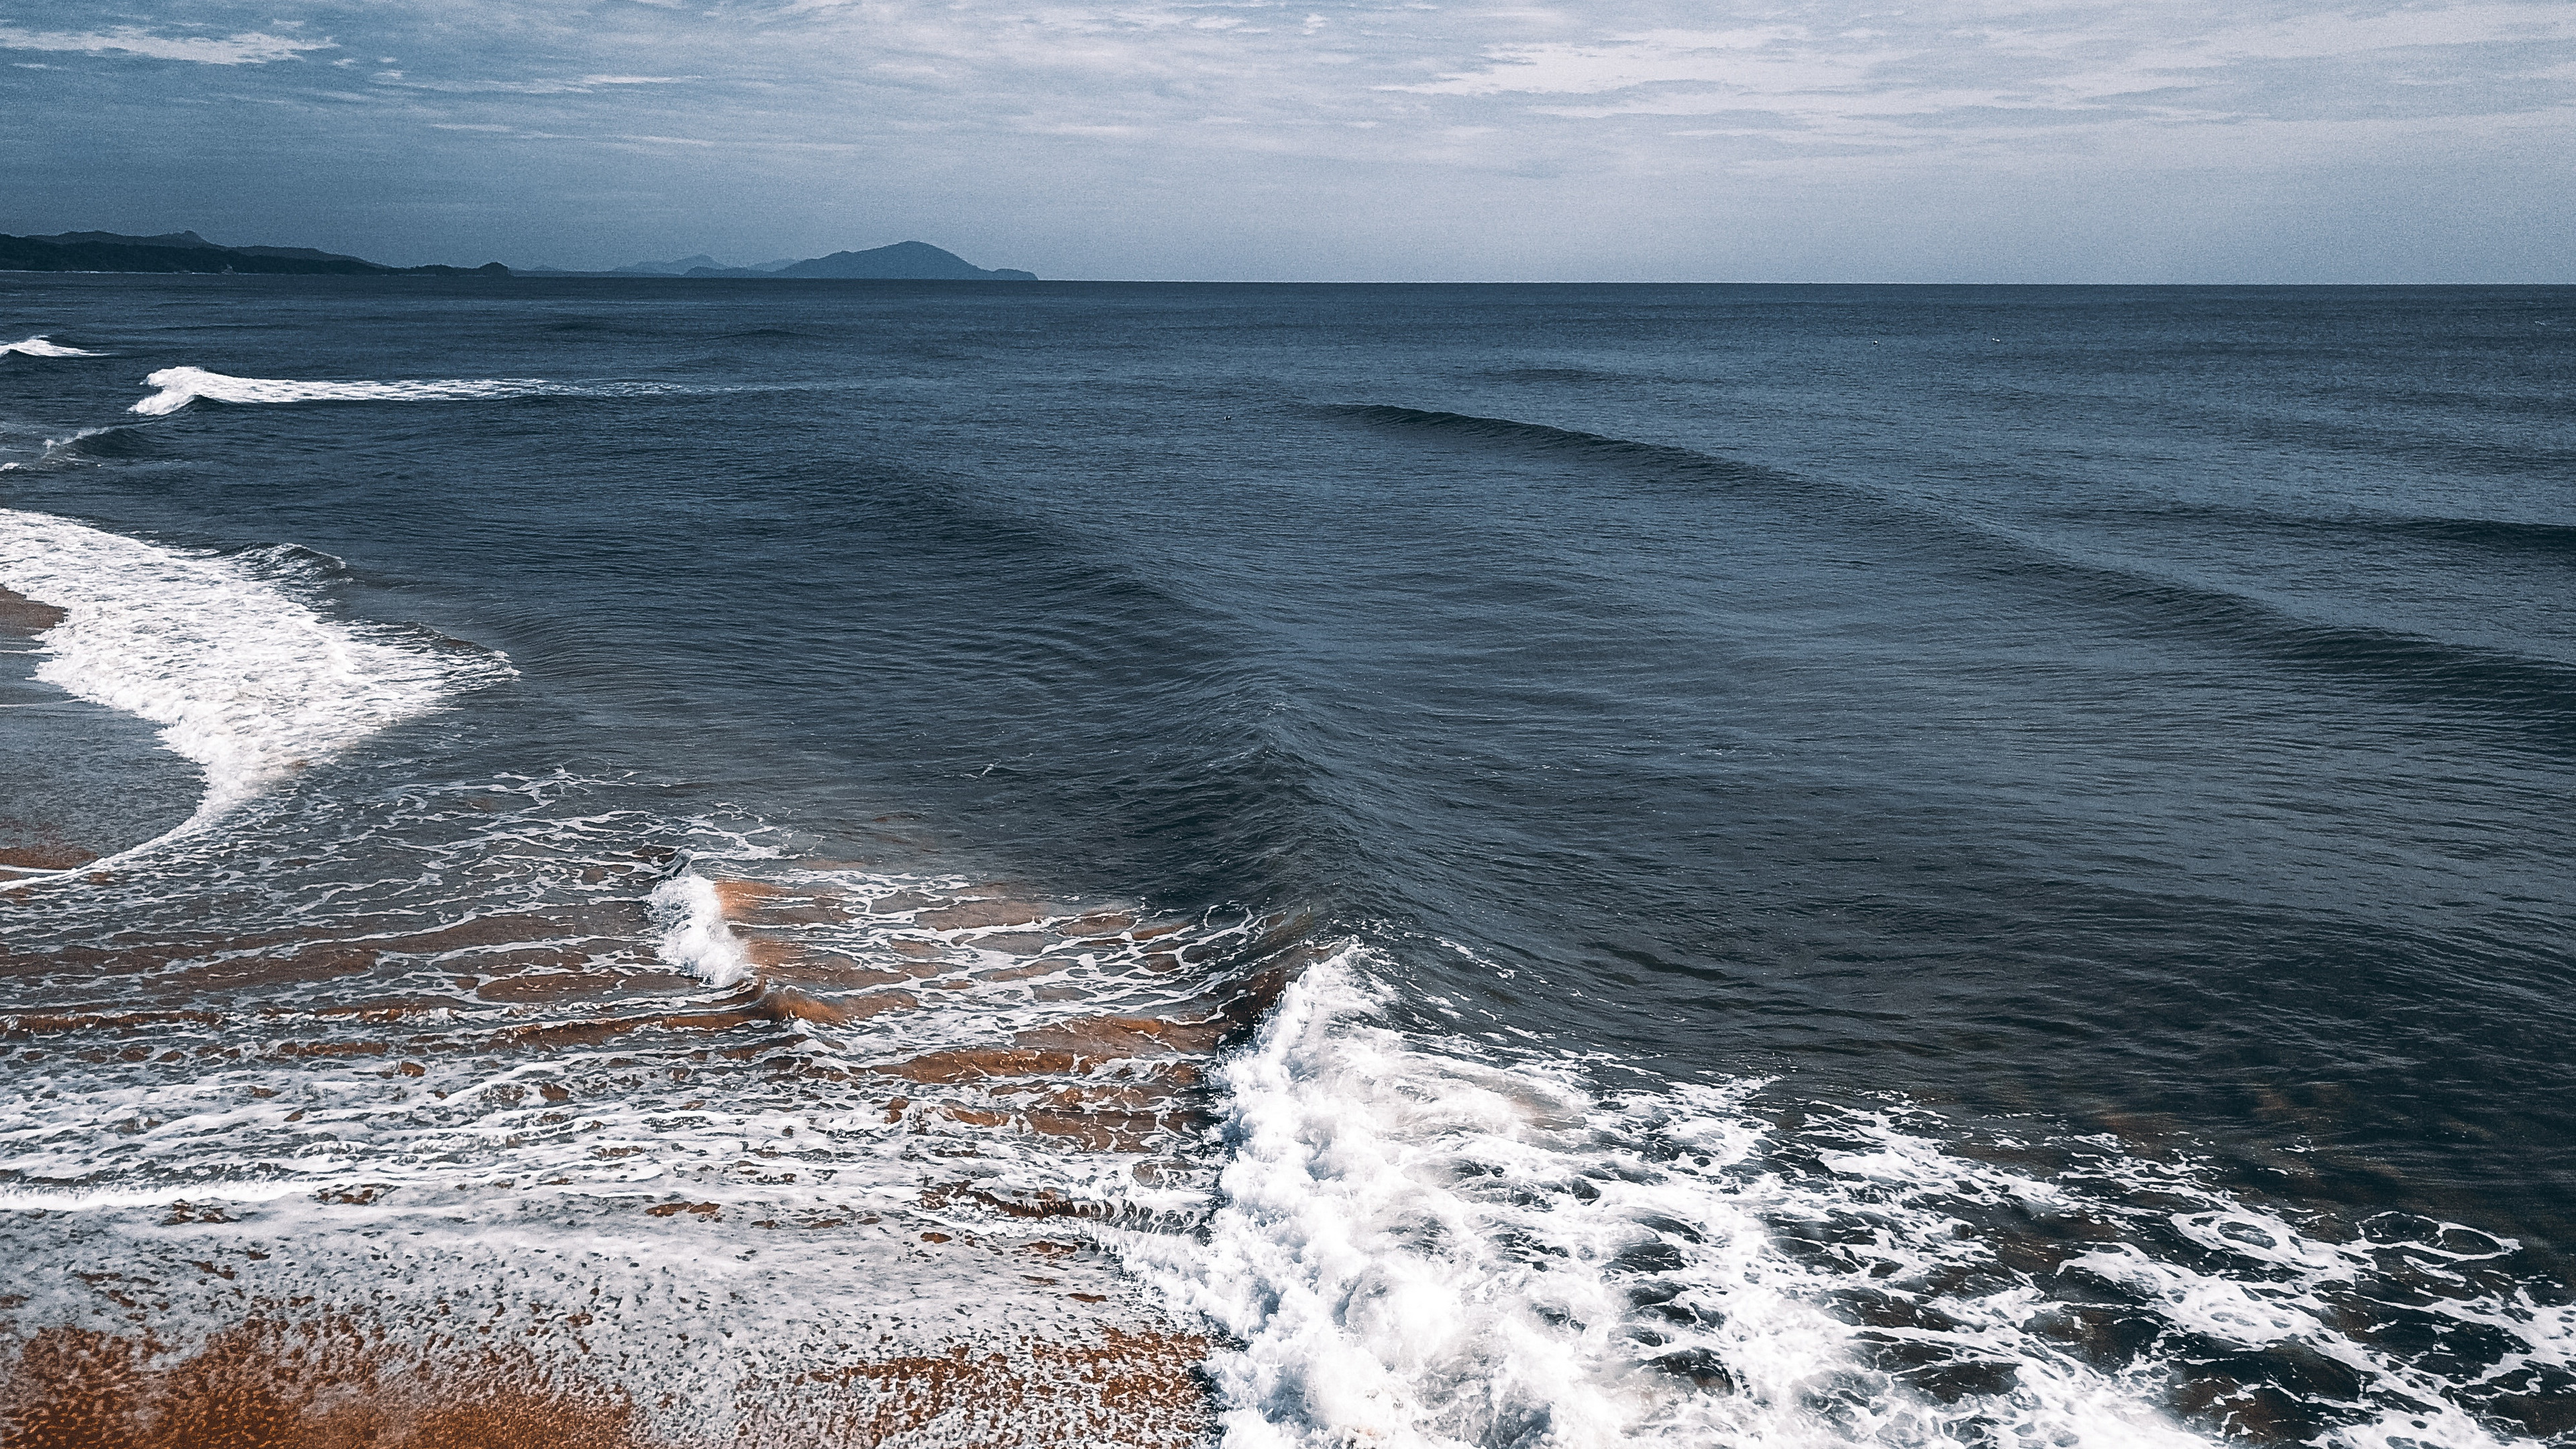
[0,582,191,877]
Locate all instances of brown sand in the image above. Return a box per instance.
[0,843,99,873]
[0,585,67,637]
[0,1322,647,1449]
[0,1319,1211,1449]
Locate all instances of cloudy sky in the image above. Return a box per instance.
[4,0,2571,278]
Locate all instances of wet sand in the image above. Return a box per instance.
[0,582,197,869]
[0,585,68,636]
[0,861,1269,1446]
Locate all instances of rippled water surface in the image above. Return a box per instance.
[2,278,2571,1447]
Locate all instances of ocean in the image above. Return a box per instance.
[1,276,2570,1448]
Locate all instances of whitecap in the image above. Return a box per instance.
[131,366,552,416]
[1,335,105,358]
[129,366,691,416]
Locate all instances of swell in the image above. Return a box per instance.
[2104,498,2576,562]
[1334,405,1786,487]
[778,466,1371,908]
[1335,405,2576,749]
[2211,397,2576,482]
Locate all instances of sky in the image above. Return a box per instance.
[3,0,2572,280]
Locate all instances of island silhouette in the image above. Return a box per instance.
[689,241,1036,281]
[0,231,1038,280]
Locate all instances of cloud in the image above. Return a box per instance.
[1381,1,2576,135]
[3,0,2567,277]
[366,70,694,94]
[1393,27,1822,98]
[0,23,333,64]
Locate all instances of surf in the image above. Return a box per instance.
[1116,949,2574,1449]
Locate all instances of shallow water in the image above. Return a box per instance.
[1,277,2571,1446]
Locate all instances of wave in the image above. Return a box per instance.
[131,366,551,416]
[129,366,691,416]
[1,335,105,358]
[1119,952,2569,1448]
[0,508,516,879]
[2114,500,2576,563]
[1332,405,1786,488]
[48,424,154,462]
[1338,404,2576,745]
[1484,366,1626,385]
[0,426,159,473]
[2349,513,2576,558]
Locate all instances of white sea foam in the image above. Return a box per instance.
[1,335,105,358]
[1118,951,2561,1449]
[649,870,757,987]
[129,365,690,416]
[0,508,513,872]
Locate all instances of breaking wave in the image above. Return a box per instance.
[649,869,760,987]
[1,335,105,358]
[129,366,690,416]
[1117,952,2572,1449]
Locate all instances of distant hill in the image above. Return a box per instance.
[0,230,510,277]
[687,241,1035,281]
[1,229,1032,282]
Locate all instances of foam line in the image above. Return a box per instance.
[0,1181,318,1212]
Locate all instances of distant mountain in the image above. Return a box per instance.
[0,230,510,277]
[686,241,1035,281]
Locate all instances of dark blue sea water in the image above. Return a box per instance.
[3,277,2571,1446]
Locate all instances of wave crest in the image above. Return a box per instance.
[129,366,693,416]
[131,366,549,416]
[1,335,105,358]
